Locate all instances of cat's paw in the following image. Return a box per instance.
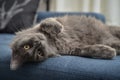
[40,18,63,35]
[92,45,116,59]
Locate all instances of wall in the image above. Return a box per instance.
[50,0,120,26]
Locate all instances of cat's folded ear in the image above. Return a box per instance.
[10,53,25,70]
[39,18,63,35]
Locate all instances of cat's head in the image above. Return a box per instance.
[10,18,63,70]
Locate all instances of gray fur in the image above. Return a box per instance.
[10,15,120,70]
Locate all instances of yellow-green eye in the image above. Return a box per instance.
[23,45,30,50]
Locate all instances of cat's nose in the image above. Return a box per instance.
[37,48,44,56]
[26,49,34,56]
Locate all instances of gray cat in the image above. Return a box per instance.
[10,15,120,70]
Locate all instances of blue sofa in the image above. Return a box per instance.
[1,12,120,80]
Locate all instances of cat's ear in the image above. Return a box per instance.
[10,53,25,70]
[39,18,63,35]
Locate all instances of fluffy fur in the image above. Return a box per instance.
[10,15,120,70]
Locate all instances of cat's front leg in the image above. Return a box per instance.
[39,18,63,36]
[70,44,116,59]
[103,38,120,55]
[107,42,120,55]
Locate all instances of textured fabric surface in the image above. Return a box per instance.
[0,0,40,33]
[37,12,106,23]
[1,13,120,80]
[0,34,120,80]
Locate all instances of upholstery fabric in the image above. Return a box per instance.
[37,12,106,23]
[1,13,120,80]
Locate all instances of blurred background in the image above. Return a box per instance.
[39,0,120,26]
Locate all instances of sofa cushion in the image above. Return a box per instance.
[1,13,120,80]
[37,12,106,23]
[0,0,40,33]
[0,34,14,61]
[0,34,120,80]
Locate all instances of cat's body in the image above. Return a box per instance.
[10,15,120,70]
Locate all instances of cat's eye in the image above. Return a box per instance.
[23,45,30,50]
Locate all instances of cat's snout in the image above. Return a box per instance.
[37,48,44,56]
